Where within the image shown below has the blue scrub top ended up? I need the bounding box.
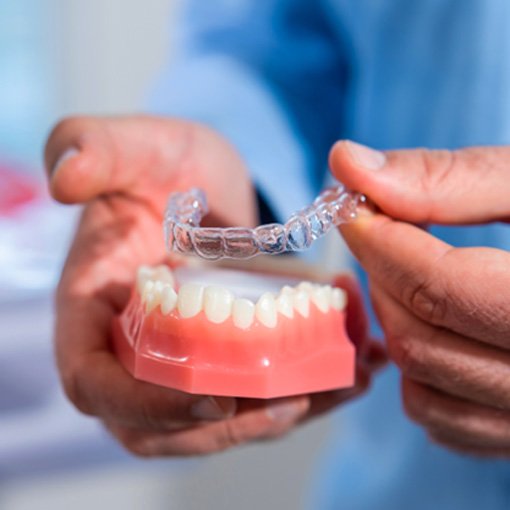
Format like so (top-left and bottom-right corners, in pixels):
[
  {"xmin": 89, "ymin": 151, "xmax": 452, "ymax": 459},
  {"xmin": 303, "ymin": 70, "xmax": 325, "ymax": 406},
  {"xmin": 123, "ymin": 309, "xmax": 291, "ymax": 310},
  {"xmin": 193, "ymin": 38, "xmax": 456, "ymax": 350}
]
[{"xmin": 149, "ymin": 1, "xmax": 510, "ymax": 508}]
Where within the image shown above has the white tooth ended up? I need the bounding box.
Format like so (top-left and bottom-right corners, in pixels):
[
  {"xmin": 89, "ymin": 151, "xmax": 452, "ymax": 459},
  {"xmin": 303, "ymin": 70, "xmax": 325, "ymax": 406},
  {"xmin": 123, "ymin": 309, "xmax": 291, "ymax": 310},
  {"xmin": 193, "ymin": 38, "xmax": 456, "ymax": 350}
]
[
  {"xmin": 146, "ymin": 281, "xmax": 164, "ymax": 313},
  {"xmin": 311, "ymin": 286, "xmax": 330, "ymax": 313},
  {"xmin": 293, "ymin": 290, "xmax": 310, "ymax": 318},
  {"xmin": 331, "ymin": 288, "xmax": 347, "ymax": 310},
  {"xmin": 153, "ymin": 265, "xmax": 175, "ymax": 287},
  {"xmin": 281, "ymin": 285, "xmax": 296, "ymax": 296},
  {"xmin": 137, "ymin": 266, "xmax": 153, "ymax": 294},
  {"xmin": 297, "ymin": 281, "xmax": 314, "ymax": 293},
  {"xmin": 177, "ymin": 283, "xmax": 204, "ymax": 318},
  {"xmin": 160, "ymin": 285, "xmax": 178, "ymax": 315},
  {"xmin": 141, "ymin": 280, "xmax": 155, "ymax": 302},
  {"xmin": 256, "ymin": 292, "xmax": 277, "ymax": 328},
  {"xmin": 276, "ymin": 292, "xmax": 294, "ymax": 319},
  {"xmin": 153, "ymin": 280, "xmax": 164, "ymax": 294},
  {"xmin": 232, "ymin": 298, "xmax": 255, "ymax": 329},
  {"xmin": 203, "ymin": 286, "xmax": 234, "ymax": 324},
  {"xmin": 137, "ymin": 264, "xmax": 175, "ymax": 294}
]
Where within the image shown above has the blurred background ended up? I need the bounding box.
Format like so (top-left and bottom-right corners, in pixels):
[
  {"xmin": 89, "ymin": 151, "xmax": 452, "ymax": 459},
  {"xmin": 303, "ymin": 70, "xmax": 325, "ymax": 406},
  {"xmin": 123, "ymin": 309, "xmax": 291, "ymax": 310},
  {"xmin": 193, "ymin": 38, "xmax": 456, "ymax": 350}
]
[{"xmin": 0, "ymin": 1, "xmax": 336, "ymax": 508}]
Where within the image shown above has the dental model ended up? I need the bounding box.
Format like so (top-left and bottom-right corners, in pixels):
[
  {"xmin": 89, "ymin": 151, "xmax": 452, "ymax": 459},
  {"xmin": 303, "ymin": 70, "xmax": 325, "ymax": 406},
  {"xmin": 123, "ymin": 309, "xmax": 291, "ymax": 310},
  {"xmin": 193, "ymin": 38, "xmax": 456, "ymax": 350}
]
[
  {"xmin": 113, "ymin": 262, "xmax": 355, "ymax": 398},
  {"xmin": 164, "ymin": 185, "xmax": 364, "ymax": 259}
]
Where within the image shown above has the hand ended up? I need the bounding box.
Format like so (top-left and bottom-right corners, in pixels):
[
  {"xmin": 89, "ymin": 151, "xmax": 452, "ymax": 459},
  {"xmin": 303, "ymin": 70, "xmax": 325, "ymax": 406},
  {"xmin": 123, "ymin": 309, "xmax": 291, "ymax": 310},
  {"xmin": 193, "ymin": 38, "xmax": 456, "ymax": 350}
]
[
  {"xmin": 44, "ymin": 117, "xmax": 384, "ymax": 457},
  {"xmin": 330, "ymin": 140, "xmax": 510, "ymax": 457}
]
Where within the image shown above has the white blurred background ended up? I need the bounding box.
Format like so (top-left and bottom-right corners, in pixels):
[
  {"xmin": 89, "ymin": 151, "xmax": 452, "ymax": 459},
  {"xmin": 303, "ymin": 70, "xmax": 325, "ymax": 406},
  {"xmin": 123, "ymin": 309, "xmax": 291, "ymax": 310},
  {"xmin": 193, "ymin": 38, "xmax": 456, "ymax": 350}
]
[{"xmin": 0, "ymin": 1, "xmax": 335, "ymax": 508}]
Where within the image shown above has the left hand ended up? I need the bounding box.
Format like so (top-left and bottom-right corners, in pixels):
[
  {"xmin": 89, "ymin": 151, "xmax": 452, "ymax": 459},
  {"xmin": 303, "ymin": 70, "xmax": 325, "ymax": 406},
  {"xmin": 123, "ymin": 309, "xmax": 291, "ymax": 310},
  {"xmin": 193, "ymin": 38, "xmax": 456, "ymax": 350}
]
[{"xmin": 330, "ymin": 140, "xmax": 510, "ymax": 457}]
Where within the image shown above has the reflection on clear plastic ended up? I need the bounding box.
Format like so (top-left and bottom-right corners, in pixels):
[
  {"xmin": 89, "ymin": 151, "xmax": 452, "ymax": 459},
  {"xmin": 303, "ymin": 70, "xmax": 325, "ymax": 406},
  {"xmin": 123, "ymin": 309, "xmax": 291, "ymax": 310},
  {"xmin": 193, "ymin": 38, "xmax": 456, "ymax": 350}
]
[{"xmin": 164, "ymin": 185, "xmax": 365, "ymax": 260}]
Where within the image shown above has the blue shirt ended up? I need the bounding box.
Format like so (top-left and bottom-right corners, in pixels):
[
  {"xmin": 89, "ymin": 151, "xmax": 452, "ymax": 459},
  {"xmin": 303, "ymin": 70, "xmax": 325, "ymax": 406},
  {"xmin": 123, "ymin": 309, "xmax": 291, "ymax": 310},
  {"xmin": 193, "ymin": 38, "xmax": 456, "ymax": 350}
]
[{"xmin": 149, "ymin": 1, "xmax": 510, "ymax": 508}]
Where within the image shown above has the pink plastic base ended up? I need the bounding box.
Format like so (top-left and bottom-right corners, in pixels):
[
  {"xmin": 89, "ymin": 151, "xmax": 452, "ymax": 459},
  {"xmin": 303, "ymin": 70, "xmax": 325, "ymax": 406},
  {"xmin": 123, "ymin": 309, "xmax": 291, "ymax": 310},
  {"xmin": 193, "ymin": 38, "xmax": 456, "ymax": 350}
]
[{"xmin": 113, "ymin": 292, "xmax": 355, "ymax": 399}]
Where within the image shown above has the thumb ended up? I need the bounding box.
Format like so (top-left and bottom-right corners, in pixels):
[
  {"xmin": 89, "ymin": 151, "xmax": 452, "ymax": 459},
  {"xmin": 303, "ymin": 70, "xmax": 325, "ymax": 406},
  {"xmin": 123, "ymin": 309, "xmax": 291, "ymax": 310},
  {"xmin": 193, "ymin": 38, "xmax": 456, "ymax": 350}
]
[
  {"xmin": 329, "ymin": 140, "xmax": 510, "ymax": 224},
  {"xmin": 44, "ymin": 116, "xmax": 255, "ymax": 226}
]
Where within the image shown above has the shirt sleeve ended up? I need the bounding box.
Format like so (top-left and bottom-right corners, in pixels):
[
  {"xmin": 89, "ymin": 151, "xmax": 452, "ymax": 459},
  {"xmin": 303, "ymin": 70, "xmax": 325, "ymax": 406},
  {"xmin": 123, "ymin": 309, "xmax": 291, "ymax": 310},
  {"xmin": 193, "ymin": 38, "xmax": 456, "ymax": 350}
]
[{"xmin": 146, "ymin": 0, "xmax": 348, "ymax": 222}]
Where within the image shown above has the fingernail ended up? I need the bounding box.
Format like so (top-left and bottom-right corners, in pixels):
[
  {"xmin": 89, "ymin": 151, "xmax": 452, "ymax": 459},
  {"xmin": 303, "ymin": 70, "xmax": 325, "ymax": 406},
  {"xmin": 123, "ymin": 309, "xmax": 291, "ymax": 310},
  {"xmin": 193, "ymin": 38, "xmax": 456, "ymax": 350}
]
[
  {"xmin": 51, "ymin": 147, "xmax": 80, "ymax": 175},
  {"xmin": 266, "ymin": 399, "xmax": 306, "ymax": 424},
  {"xmin": 191, "ymin": 396, "xmax": 237, "ymax": 421},
  {"xmin": 346, "ymin": 141, "xmax": 386, "ymax": 170}
]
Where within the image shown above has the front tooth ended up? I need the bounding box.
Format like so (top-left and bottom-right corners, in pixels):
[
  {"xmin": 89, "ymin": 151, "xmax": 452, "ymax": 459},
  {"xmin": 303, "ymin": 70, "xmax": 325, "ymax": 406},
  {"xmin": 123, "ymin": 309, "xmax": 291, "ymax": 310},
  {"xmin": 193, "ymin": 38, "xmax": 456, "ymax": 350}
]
[
  {"xmin": 311, "ymin": 286, "xmax": 331, "ymax": 313},
  {"xmin": 256, "ymin": 292, "xmax": 277, "ymax": 328},
  {"xmin": 177, "ymin": 283, "xmax": 204, "ymax": 318},
  {"xmin": 232, "ymin": 298, "xmax": 255, "ymax": 329},
  {"xmin": 276, "ymin": 292, "xmax": 294, "ymax": 319},
  {"xmin": 137, "ymin": 266, "xmax": 153, "ymax": 294},
  {"xmin": 203, "ymin": 286, "xmax": 234, "ymax": 324},
  {"xmin": 331, "ymin": 288, "xmax": 347, "ymax": 310},
  {"xmin": 160, "ymin": 285, "xmax": 178, "ymax": 315},
  {"xmin": 293, "ymin": 290, "xmax": 310, "ymax": 318}
]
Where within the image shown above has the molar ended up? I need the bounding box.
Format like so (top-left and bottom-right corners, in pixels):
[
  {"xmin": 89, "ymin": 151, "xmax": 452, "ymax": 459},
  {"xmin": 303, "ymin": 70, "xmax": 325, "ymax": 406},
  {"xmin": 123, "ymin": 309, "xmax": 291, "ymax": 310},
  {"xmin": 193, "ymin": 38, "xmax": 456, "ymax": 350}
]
[
  {"xmin": 256, "ymin": 292, "xmax": 278, "ymax": 328},
  {"xmin": 232, "ymin": 298, "xmax": 255, "ymax": 329},
  {"xmin": 331, "ymin": 288, "xmax": 347, "ymax": 310},
  {"xmin": 137, "ymin": 264, "xmax": 175, "ymax": 294},
  {"xmin": 203, "ymin": 286, "xmax": 234, "ymax": 324},
  {"xmin": 280, "ymin": 285, "xmax": 296, "ymax": 296},
  {"xmin": 177, "ymin": 283, "xmax": 204, "ymax": 318},
  {"xmin": 144, "ymin": 280, "xmax": 164, "ymax": 314},
  {"xmin": 153, "ymin": 264, "xmax": 175, "ymax": 287},
  {"xmin": 297, "ymin": 281, "xmax": 314, "ymax": 293},
  {"xmin": 141, "ymin": 280, "xmax": 155, "ymax": 302},
  {"xmin": 137, "ymin": 265, "xmax": 153, "ymax": 294}
]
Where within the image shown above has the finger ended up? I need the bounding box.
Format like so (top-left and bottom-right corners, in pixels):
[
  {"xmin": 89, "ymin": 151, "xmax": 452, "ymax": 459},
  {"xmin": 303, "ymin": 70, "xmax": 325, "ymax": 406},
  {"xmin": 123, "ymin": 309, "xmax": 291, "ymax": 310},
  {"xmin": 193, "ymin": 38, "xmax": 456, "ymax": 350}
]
[
  {"xmin": 55, "ymin": 284, "xmax": 239, "ymax": 430},
  {"xmin": 63, "ymin": 349, "xmax": 238, "ymax": 431},
  {"xmin": 107, "ymin": 396, "xmax": 310, "ymax": 457},
  {"xmin": 402, "ymin": 378, "xmax": 510, "ymax": 449},
  {"xmin": 429, "ymin": 433, "xmax": 510, "ymax": 458},
  {"xmin": 44, "ymin": 115, "xmax": 256, "ymax": 226},
  {"xmin": 341, "ymin": 213, "xmax": 510, "ymax": 348},
  {"xmin": 333, "ymin": 274, "xmax": 388, "ymax": 368},
  {"xmin": 372, "ymin": 283, "xmax": 510, "ymax": 410},
  {"xmin": 329, "ymin": 140, "xmax": 510, "ymax": 224}
]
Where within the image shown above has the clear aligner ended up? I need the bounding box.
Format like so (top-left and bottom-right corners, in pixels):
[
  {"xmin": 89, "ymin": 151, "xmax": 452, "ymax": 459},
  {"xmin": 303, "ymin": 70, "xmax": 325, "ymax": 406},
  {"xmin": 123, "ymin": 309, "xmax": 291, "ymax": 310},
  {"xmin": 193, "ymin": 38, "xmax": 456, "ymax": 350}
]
[{"xmin": 164, "ymin": 186, "xmax": 365, "ymax": 260}]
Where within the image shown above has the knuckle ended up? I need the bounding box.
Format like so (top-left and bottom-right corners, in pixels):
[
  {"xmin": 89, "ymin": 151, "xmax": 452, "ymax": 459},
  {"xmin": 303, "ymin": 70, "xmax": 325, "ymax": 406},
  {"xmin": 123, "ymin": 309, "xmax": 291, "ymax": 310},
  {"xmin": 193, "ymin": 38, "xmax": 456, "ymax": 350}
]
[
  {"xmin": 402, "ymin": 278, "xmax": 447, "ymax": 324},
  {"xmin": 386, "ymin": 332, "xmax": 425, "ymax": 377},
  {"xmin": 213, "ymin": 421, "xmax": 247, "ymax": 452},
  {"xmin": 401, "ymin": 380, "xmax": 432, "ymax": 425},
  {"xmin": 418, "ymin": 149, "xmax": 457, "ymax": 197}
]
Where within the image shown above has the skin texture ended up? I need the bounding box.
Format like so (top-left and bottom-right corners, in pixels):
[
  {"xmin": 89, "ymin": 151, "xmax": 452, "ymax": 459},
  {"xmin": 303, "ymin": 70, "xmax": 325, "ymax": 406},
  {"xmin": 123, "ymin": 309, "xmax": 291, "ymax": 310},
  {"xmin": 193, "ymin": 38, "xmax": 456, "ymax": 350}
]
[
  {"xmin": 44, "ymin": 116, "xmax": 386, "ymax": 457},
  {"xmin": 330, "ymin": 140, "xmax": 510, "ymax": 458}
]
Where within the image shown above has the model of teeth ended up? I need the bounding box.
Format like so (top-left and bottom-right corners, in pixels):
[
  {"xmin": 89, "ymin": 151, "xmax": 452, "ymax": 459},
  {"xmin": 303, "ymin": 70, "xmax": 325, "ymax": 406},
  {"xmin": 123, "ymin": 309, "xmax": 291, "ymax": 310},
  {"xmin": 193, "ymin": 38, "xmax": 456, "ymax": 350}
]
[{"xmin": 136, "ymin": 264, "xmax": 347, "ymax": 330}]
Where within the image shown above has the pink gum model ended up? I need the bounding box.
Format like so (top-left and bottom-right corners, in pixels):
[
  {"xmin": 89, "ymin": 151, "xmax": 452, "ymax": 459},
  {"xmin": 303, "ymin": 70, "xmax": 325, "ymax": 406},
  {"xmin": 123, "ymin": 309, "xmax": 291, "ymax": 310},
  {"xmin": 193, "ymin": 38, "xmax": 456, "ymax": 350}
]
[{"xmin": 113, "ymin": 258, "xmax": 355, "ymax": 399}]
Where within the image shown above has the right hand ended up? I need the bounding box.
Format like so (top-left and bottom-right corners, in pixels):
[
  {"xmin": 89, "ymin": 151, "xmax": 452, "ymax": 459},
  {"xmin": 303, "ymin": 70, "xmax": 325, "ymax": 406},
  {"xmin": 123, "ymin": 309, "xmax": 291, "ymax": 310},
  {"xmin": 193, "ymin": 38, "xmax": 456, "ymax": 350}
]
[{"xmin": 44, "ymin": 116, "xmax": 384, "ymax": 456}]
